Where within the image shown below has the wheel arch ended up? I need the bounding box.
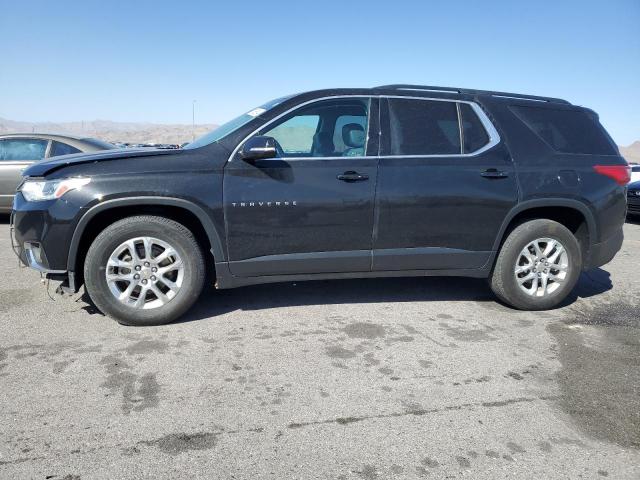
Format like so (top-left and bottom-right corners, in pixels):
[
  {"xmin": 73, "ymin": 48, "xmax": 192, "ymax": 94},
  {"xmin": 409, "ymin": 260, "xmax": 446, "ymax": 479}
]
[
  {"xmin": 67, "ymin": 197, "xmax": 224, "ymax": 283},
  {"xmin": 491, "ymin": 199, "xmax": 596, "ymax": 268}
]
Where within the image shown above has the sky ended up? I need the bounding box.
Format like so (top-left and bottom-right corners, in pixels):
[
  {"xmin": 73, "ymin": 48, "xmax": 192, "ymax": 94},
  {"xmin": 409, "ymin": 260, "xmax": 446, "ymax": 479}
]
[{"xmin": 1, "ymin": 0, "xmax": 639, "ymax": 145}]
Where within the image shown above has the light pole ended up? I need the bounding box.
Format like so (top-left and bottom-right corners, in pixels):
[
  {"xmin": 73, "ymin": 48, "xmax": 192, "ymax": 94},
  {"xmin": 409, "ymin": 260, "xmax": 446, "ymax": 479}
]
[{"xmin": 192, "ymin": 100, "xmax": 196, "ymax": 142}]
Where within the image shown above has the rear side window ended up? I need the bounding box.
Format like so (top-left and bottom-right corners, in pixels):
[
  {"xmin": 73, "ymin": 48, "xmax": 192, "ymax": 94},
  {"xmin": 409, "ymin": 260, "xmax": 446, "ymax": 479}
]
[
  {"xmin": 51, "ymin": 141, "xmax": 81, "ymax": 157},
  {"xmin": 511, "ymin": 106, "xmax": 616, "ymax": 155},
  {"xmin": 386, "ymin": 99, "xmax": 460, "ymax": 155},
  {"xmin": 0, "ymin": 139, "xmax": 48, "ymax": 161},
  {"xmin": 460, "ymin": 103, "xmax": 490, "ymax": 153}
]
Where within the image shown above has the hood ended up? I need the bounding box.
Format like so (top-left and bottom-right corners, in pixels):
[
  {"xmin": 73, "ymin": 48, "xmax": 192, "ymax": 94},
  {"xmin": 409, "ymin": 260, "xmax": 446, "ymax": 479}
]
[{"xmin": 23, "ymin": 148, "xmax": 177, "ymax": 177}]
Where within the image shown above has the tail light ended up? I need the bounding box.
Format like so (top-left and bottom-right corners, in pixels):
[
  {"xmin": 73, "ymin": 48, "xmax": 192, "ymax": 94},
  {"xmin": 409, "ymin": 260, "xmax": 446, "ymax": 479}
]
[{"xmin": 593, "ymin": 165, "xmax": 631, "ymax": 185}]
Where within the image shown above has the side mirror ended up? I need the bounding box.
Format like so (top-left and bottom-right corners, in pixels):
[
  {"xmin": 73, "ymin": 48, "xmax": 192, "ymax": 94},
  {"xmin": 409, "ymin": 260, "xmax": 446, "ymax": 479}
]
[{"xmin": 240, "ymin": 136, "xmax": 278, "ymax": 162}]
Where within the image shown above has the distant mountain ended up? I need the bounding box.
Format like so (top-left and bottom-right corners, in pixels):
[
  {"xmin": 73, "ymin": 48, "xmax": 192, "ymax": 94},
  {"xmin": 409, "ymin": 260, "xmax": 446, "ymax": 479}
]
[
  {"xmin": 619, "ymin": 141, "xmax": 640, "ymax": 164},
  {"xmin": 0, "ymin": 118, "xmax": 218, "ymax": 145}
]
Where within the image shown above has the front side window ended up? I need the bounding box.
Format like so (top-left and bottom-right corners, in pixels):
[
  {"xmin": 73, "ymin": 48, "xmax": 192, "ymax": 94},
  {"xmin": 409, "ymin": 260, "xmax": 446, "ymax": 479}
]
[
  {"xmin": 333, "ymin": 115, "xmax": 367, "ymax": 154},
  {"xmin": 51, "ymin": 141, "xmax": 81, "ymax": 157},
  {"xmin": 386, "ymin": 99, "xmax": 461, "ymax": 155},
  {"xmin": 264, "ymin": 115, "xmax": 320, "ymax": 155},
  {"xmin": 257, "ymin": 98, "xmax": 370, "ymax": 158},
  {"xmin": 0, "ymin": 139, "xmax": 48, "ymax": 161}
]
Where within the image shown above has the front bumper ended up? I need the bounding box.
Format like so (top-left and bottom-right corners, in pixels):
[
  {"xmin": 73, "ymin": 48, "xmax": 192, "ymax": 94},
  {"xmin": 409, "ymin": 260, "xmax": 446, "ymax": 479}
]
[
  {"xmin": 10, "ymin": 192, "xmax": 81, "ymax": 274},
  {"xmin": 10, "ymin": 210, "xmax": 66, "ymax": 274},
  {"xmin": 627, "ymin": 195, "xmax": 640, "ymax": 215}
]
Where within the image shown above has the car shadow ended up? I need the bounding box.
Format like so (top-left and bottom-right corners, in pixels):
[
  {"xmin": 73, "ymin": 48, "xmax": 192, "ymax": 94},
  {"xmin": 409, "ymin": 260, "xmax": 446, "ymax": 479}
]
[
  {"xmin": 180, "ymin": 276, "xmax": 495, "ymax": 322},
  {"xmin": 175, "ymin": 267, "xmax": 614, "ymax": 324},
  {"xmin": 0, "ymin": 214, "xmax": 10, "ymax": 225},
  {"xmin": 626, "ymin": 215, "xmax": 640, "ymax": 226},
  {"xmin": 60, "ymin": 268, "xmax": 616, "ymax": 323},
  {"xmin": 563, "ymin": 268, "xmax": 613, "ymax": 305}
]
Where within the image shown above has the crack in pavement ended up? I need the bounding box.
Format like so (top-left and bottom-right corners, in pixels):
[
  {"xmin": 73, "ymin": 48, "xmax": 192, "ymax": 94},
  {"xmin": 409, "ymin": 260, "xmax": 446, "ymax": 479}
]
[
  {"xmin": 0, "ymin": 397, "xmax": 560, "ymax": 465},
  {"xmin": 288, "ymin": 395, "xmax": 560, "ymax": 429}
]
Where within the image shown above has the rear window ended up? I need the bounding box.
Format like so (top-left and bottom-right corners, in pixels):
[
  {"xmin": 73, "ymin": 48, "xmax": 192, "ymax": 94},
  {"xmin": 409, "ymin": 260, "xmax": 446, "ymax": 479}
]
[
  {"xmin": 511, "ymin": 105, "xmax": 616, "ymax": 155},
  {"xmin": 82, "ymin": 138, "xmax": 115, "ymax": 150}
]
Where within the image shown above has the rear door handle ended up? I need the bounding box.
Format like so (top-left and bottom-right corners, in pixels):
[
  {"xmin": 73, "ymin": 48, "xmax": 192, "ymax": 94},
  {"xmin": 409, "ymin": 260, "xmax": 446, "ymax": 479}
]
[
  {"xmin": 337, "ymin": 171, "xmax": 369, "ymax": 182},
  {"xmin": 481, "ymin": 168, "xmax": 509, "ymax": 179}
]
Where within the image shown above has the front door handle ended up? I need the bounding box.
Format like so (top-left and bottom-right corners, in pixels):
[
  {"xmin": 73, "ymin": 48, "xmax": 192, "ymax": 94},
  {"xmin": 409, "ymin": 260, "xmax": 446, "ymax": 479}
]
[
  {"xmin": 337, "ymin": 171, "xmax": 369, "ymax": 182},
  {"xmin": 481, "ymin": 168, "xmax": 509, "ymax": 179}
]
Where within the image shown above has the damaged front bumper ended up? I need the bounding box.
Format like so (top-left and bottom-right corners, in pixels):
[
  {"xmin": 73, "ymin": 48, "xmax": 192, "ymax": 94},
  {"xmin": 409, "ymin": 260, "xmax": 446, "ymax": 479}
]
[{"xmin": 10, "ymin": 208, "xmax": 77, "ymax": 294}]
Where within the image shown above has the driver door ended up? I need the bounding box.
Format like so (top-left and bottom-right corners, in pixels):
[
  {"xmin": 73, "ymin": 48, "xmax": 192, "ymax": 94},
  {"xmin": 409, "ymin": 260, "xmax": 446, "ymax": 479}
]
[{"xmin": 223, "ymin": 97, "xmax": 379, "ymax": 277}]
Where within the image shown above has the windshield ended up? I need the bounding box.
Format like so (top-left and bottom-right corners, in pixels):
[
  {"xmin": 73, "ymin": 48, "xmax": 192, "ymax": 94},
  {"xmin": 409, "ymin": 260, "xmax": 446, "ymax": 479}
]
[{"xmin": 184, "ymin": 95, "xmax": 294, "ymax": 150}]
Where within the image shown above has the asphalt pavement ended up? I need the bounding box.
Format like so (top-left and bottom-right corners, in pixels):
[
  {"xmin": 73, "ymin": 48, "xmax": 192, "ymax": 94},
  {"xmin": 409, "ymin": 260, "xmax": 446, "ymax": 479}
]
[{"xmin": 1, "ymin": 216, "xmax": 639, "ymax": 479}]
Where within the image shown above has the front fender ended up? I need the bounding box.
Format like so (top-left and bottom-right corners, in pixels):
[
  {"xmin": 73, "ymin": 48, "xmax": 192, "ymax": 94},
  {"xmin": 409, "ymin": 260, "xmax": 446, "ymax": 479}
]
[{"xmin": 66, "ymin": 196, "xmax": 226, "ymax": 272}]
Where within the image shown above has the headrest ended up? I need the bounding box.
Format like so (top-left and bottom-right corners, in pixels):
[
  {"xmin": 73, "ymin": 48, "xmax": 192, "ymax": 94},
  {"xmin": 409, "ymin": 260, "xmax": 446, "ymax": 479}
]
[{"xmin": 342, "ymin": 123, "xmax": 365, "ymax": 148}]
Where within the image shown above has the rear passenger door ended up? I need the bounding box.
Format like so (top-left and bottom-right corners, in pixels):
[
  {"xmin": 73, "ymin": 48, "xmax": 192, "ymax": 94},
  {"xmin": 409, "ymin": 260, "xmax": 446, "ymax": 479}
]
[
  {"xmin": 0, "ymin": 138, "xmax": 49, "ymax": 210},
  {"xmin": 372, "ymin": 97, "xmax": 518, "ymax": 271}
]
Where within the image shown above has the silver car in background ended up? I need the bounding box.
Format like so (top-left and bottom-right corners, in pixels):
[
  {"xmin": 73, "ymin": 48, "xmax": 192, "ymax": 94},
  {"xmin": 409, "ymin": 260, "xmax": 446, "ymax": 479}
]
[{"xmin": 0, "ymin": 133, "xmax": 115, "ymax": 212}]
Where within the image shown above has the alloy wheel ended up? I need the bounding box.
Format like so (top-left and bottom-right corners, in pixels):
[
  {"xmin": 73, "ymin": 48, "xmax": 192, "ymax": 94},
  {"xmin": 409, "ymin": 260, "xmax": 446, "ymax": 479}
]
[
  {"xmin": 105, "ymin": 236, "xmax": 184, "ymax": 309},
  {"xmin": 514, "ymin": 237, "xmax": 569, "ymax": 297}
]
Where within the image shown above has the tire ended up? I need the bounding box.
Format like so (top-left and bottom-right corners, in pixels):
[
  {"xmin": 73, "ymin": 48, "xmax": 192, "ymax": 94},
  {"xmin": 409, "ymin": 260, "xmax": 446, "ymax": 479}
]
[
  {"xmin": 84, "ymin": 215, "xmax": 206, "ymax": 326},
  {"xmin": 489, "ymin": 219, "xmax": 582, "ymax": 310}
]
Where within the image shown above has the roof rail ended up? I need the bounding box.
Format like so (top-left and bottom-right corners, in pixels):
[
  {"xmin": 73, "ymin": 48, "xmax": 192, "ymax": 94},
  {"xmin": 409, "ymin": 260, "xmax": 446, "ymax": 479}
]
[{"xmin": 373, "ymin": 84, "xmax": 570, "ymax": 105}]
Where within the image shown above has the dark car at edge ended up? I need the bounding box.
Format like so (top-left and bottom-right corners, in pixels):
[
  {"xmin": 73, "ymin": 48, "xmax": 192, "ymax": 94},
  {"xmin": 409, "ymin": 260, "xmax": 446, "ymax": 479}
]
[
  {"xmin": 10, "ymin": 85, "xmax": 630, "ymax": 326},
  {"xmin": 628, "ymin": 180, "xmax": 640, "ymax": 217}
]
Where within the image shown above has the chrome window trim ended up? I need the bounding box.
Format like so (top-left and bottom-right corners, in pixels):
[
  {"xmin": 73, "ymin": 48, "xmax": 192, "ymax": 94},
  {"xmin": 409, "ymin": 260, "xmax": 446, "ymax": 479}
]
[
  {"xmin": 227, "ymin": 95, "xmax": 500, "ymax": 163},
  {"xmin": 456, "ymin": 102, "xmax": 464, "ymax": 153}
]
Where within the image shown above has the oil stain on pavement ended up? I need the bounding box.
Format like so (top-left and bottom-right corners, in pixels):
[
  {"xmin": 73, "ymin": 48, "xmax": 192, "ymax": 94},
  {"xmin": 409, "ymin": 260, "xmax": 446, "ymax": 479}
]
[{"xmin": 548, "ymin": 301, "xmax": 640, "ymax": 449}]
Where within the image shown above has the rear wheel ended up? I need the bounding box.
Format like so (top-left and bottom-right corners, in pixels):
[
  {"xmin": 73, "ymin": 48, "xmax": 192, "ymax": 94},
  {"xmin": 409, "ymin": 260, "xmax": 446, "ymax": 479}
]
[
  {"xmin": 490, "ymin": 219, "xmax": 582, "ymax": 310},
  {"xmin": 84, "ymin": 215, "xmax": 206, "ymax": 326}
]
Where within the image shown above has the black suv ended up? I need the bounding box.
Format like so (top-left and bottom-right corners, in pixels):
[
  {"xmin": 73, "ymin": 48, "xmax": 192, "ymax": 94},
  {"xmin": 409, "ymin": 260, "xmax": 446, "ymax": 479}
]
[{"xmin": 11, "ymin": 85, "xmax": 630, "ymax": 326}]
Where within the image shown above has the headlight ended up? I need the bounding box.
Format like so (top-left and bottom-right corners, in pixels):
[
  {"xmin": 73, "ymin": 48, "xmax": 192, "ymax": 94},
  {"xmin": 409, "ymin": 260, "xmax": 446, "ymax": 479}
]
[{"xmin": 20, "ymin": 178, "xmax": 91, "ymax": 201}]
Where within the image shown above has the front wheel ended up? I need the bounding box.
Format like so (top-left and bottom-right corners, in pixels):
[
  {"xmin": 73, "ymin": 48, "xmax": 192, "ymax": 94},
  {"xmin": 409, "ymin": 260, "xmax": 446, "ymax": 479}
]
[
  {"xmin": 490, "ymin": 219, "xmax": 582, "ymax": 310},
  {"xmin": 84, "ymin": 215, "xmax": 206, "ymax": 326}
]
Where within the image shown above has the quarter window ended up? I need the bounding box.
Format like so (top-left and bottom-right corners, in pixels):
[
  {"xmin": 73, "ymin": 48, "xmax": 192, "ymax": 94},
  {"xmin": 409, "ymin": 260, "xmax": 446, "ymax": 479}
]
[
  {"xmin": 460, "ymin": 103, "xmax": 490, "ymax": 153},
  {"xmin": 51, "ymin": 141, "xmax": 81, "ymax": 157},
  {"xmin": 511, "ymin": 105, "xmax": 616, "ymax": 155},
  {"xmin": 257, "ymin": 98, "xmax": 370, "ymax": 158},
  {"xmin": 0, "ymin": 139, "xmax": 48, "ymax": 161},
  {"xmin": 386, "ymin": 99, "xmax": 461, "ymax": 155}
]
